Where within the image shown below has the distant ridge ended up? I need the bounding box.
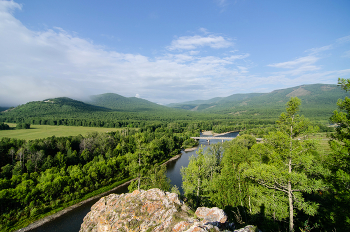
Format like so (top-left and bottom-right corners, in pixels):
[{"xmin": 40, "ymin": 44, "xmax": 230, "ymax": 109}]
[
  {"xmin": 167, "ymin": 84, "xmax": 347, "ymax": 120},
  {"xmin": 87, "ymin": 93, "xmax": 169, "ymax": 112},
  {"xmin": 0, "ymin": 84, "xmax": 347, "ymax": 124}
]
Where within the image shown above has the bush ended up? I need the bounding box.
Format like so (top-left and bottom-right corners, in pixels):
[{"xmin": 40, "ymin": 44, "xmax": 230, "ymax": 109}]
[
  {"xmin": 182, "ymin": 138, "xmax": 198, "ymax": 149},
  {"xmin": 16, "ymin": 123, "xmax": 30, "ymax": 129},
  {"xmin": 0, "ymin": 122, "xmax": 10, "ymax": 130}
]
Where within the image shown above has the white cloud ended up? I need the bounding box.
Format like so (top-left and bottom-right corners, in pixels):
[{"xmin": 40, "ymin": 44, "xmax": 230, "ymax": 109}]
[
  {"xmin": 336, "ymin": 35, "xmax": 350, "ymax": 44},
  {"xmin": 0, "ymin": 0, "xmax": 21, "ymax": 12},
  {"xmin": 0, "ymin": 2, "xmax": 247, "ymax": 106},
  {"xmin": 268, "ymin": 56, "xmax": 319, "ymax": 69},
  {"xmin": 135, "ymin": 94, "xmax": 140, "ymax": 98},
  {"xmin": 167, "ymin": 35, "xmax": 232, "ymax": 51},
  {"xmin": 1, "ymin": 1, "xmax": 348, "ymax": 106},
  {"xmin": 215, "ymin": 0, "xmax": 228, "ymax": 8},
  {"xmin": 343, "ymin": 50, "xmax": 350, "ymax": 58},
  {"xmin": 306, "ymin": 45, "xmax": 333, "ymax": 55}
]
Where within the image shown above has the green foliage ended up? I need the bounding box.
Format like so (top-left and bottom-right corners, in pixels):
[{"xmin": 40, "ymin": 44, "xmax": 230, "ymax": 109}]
[
  {"xmin": 88, "ymin": 93, "xmax": 168, "ymax": 112},
  {"xmin": 0, "ymin": 128, "xmax": 183, "ymax": 231},
  {"xmin": 299, "ymin": 219, "xmax": 319, "ymax": 232},
  {"xmin": 0, "ymin": 123, "xmax": 10, "ymax": 130},
  {"xmin": 128, "ymin": 165, "xmax": 170, "ymax": 192},
  {"xmin": 182, "ymin": 138, "xmax": 198, "ymax": 149},
  {"xmin": 180, "ymin": 98, "xmax": 336, "ymax": 231},
  {"xmin": 242, "ymin": 97, "xmax": 326, "ymax": 232},
  {"xmin": 322, "ymin": 77, "xmax": 350, "ymax": 230},
  {"xmin": 181, "ymin": 144, "xmax": 222, "ymax": 208},
  {"xmin": 15, "ymin": 123, "xmax": 30, "ymax": 129}
]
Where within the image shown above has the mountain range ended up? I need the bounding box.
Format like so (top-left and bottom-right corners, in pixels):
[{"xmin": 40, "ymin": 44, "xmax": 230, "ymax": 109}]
[
  {"xmin": 167, "ymin": 84, "xmax": 348, "ymax": 121},
  {"xmin": 0, "ymin": 84, "xmax": 348, "ymax": 123}
]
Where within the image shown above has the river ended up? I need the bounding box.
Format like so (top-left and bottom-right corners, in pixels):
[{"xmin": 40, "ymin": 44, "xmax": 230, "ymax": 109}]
[{"xmin": 29, "ymin": 132, "xmax": 238, "ymax": 232}]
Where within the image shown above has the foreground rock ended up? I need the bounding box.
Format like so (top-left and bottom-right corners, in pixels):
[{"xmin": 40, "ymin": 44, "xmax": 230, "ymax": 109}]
[{"xmin": 80, "ymin": 188, "xmax": 256, "ymax": 232}]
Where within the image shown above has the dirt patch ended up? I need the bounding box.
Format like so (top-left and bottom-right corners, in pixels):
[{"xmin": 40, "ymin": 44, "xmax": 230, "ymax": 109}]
[
  {"xmin": 321, "ymin": 85, "xmax": 336, "ymax": 91},
  {"xmin": 286, "ymin": 87, "xmax": 311, "ymax": 97},
  {"xmin": 229, "ymin": 110, "xmax": 247, "ymax": 115},
  {"xmin": 201, "ymin": 131, "xmax": 213, "ymax": 136},
  {"xmin": 184, "ymin": 147, "xmax": 198, "ymax": 152},
  {"xmin": 190, "ymin": 106, "xmax": 199, "ymax": 111}
]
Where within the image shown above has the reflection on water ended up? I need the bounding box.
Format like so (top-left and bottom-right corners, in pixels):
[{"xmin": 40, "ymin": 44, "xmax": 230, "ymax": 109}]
[
  {"xmin": 166, "ymin": 132, "xmax": 239, "ymax": 194},
  {"xmin": 31, "ymin": 132, "xmax": 238, "ymax": 232}
]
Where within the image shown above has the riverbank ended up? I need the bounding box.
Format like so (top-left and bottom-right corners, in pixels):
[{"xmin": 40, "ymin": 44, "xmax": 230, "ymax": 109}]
[
  {"xmin": 161, "ymin": 153, "xmax": 182, "ymax": 165},
  {"xmin": 184, "ymin": 146, "xmax": 198, "ymax": 152},
  {"xmin": 16, "ymin": 178, "xmax": 135, "ymax": 232},
  {"xmin": 202, "ymin": 130, "xmax": 239, "ymax": 137},
  {"xmin": 16, "ymin": 153, "xmax": 184, "ymax": 232}
]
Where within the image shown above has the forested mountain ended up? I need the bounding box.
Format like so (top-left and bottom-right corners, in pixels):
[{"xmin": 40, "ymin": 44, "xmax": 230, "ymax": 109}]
[
  {"xmin": 0, "ymin": 96, "xmax": 204, "ymax": 128},
  {"xmin": 1, "ymin": 97, "xmax": 110, "ymax": 117},
  {"xmin": 87, "ymin": 93, "xmax": 168, "ymax": 112},
  {"xmin": 167, "ymin": 84, "xmax": 348, "ymax": 121},
  {"xmin": 167, "ymin": 93, "xmax": 264, "ymax": 110},
  {"xmin": 0, "ymin": 84, "xmax": 347, "ymax": 128}
]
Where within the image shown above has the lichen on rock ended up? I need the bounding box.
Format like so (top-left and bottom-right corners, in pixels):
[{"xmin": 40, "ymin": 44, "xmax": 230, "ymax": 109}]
[{"xmin": 80, "ymin": 188, "xmax": 256, "ymax": 232}]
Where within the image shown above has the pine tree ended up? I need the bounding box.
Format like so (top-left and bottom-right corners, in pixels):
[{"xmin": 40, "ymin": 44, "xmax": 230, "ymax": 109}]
[
  {"xmin": 328, "ymin": 78, "xmax": 350, "ymax": 228},
  {"xmin": 243, "ymin": 97, "xmax": 325, "ymax": 232}
]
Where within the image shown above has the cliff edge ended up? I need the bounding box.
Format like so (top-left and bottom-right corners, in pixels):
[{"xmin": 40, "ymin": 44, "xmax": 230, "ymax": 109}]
[{"xmin": 80, "ymin": 188, "xmax": 257, "ymax": 232}]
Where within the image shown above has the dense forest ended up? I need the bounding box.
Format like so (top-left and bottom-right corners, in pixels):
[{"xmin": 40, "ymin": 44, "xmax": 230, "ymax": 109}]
[
  {"xmin": 178, "ymin": 91, "xmax": 350, "ymax": 231},
  {"xmin": 0, "ymin": 123, "xmax": 201, "ymax": 231}
]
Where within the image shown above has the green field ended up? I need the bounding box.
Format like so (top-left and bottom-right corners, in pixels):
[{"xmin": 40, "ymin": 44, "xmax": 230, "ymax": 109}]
[{"xmin": 0, "ymin": 123, "xmax": 122, "ymax": 140}]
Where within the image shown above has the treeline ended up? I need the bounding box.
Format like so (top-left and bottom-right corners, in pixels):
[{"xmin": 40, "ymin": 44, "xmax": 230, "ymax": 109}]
[
  {"xmin": 0, "ymin": 123, "xmax": 31, "ymax": 130},
  {"xmin": 0, "ymin": 114, "xmax": 278, "ymax": 134},
  {"xmin": 181, "ymin": 96, "xmax": 350, "ymax": 231},
  {"xmin": 1, "ymin": 117, "xmax": 144, "ymax": 128},
  {"xmin": 0, "ymin": 123, "xmax": 195, "ymax": 231}
]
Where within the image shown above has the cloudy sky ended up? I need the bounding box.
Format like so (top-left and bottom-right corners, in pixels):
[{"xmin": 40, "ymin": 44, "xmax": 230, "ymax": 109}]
[{"xmin": 1, "ymin": 0, "xmax": 350, "ymax": 106}]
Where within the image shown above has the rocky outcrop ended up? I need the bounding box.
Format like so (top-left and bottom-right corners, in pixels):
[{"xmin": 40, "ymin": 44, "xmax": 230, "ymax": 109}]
[{"xmin": 80, "ymin": 188, "xmax": 257, "ymax": 232}]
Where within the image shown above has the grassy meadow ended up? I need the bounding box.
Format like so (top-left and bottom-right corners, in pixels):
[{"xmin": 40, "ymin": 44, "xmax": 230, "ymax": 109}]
[
  {"xmin": 0, "ymin": 123, "xmax": 122, "ymax": 140},
  {"xmin": 309, "ymin": 132, "xmax": 332, "ymax": 155}
]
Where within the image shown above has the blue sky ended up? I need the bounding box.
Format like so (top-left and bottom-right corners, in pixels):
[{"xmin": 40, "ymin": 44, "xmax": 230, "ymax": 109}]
[{"xmin": 1, "ymin": 0, "xmax": 350, "ymax": 106}]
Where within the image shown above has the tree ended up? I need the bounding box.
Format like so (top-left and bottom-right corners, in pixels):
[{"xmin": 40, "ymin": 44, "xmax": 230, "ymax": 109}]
[
  {"xmin": 181, "ymin": 145, "xmax": 221, "ymax": 207},
  {"xmin": 128, "ymin": 164, "xmax": 170, "ymax": 192},
  {"xmin": 181, "ymin": 147, "xmax": 206, "ymax": 207},
  {"xmin": 0, "ymin": 123, "xmax": 10, "ymax": 130},
  {"xmin": 327, "ymin": 78, "xmax": 350, "ymax": 228},
  {"xmin": 127, "ymin": 133, "xmax": 150, "ymax": 191},
  {"xmin": 243, "ymin": 97, "xmax": 325, "ymax": 232},
  {"xmin": 209, "ymin": 135, "xmax": 256, "ymax": 224}
]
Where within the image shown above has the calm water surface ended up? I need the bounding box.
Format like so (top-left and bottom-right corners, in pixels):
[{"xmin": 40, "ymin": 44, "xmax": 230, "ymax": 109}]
[{"xmin": 31, "ymin": 132, "xmax": 238, "ymax": 232}]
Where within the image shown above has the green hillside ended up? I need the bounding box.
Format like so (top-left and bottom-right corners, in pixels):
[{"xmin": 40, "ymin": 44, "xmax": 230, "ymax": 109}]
[
  {"xmin": 167, "ymin": 97, "xmax": 224, "ymax": 110},
  {"xmin": 88, "ymin": 93, "xmax": 167, "ymax": 112},
  {"xmin": 167, "ymin": 84, "xmax": 348, "ymax": 121},
  {"xmin": 0, "ymin": 96, "xmax": 206, "ymax": 128},
  {"xmin": 1, "ymin": 97, "xmax": 110, "ymax": 118}
]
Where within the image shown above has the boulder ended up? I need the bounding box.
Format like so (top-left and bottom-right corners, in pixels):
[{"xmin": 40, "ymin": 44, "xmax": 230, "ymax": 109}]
[{"xmin": 80, "ymin": 188, "xmax": 256, "ymax": 232}]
